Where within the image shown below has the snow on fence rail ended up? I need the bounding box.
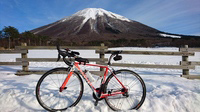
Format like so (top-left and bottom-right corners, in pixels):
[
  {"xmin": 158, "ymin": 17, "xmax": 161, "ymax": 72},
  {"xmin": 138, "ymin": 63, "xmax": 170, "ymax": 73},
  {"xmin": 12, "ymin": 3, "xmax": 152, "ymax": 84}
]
[{"xmin": 0, "ymin": 43, "xmax": 200, "ymax": 79}]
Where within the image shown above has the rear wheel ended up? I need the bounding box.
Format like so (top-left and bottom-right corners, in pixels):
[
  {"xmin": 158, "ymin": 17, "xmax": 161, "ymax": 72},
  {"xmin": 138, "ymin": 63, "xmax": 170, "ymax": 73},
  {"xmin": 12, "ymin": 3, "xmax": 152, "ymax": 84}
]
[
  {"xmin": 36, "ymin": 67, "xmax": 84, "ymax": 111},
  {"xmin": 104, "ymin": 69, "xmax": 146, "ymax": 111}
]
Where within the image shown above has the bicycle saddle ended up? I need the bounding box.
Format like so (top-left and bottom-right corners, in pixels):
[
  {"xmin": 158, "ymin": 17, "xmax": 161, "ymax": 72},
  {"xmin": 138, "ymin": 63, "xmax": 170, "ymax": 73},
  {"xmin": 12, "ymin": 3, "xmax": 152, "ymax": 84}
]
[{"xmin": 75, "ymin": 57, "xmax": 89, "ymax": 64}]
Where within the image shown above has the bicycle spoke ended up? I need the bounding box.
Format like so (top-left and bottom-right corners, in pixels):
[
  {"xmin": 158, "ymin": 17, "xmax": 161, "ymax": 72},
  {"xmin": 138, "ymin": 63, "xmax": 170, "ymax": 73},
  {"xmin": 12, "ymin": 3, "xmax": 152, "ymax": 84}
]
[
  {"xmin": 128, "ymin": 78, "xmax": 139, "ymax": 88},
  {"xmin": 67, "ymin": 84, "xmax": 81, "ymax": 88},
  {"xmin": 48, "ymin": 75, "xmax": 59, "ymax": 88},
  {"xmin": 49, "ymin": 93, "xmax": 59, "ymax": 108},
  {"xmin": 119, "ymin": 97, "xmax": 125, "ymax": 109},
  {"xmin": 43, "ymin": 82, "xmax": 58, "ymax": 89},
  {"xmin": 108, "ymin": 81, "xmax": 120, "ymax": 89},
  {"xmin": 56, "ymin": 74, "xmax": 60, "ymax": 87},
  {"xmin": 122, "ymin": 72, "xmax": 128, "ymax": 86},
  {"xmin": 43, "ymin": 94, "xmax": 53, "ymax": 104},
  {"xmin": 116, "ymin": 96, "xmax": 120, "ymax": 107},
  {"xmin": 65, "ymin": 95, "xmax": 73, "ymax": 105},
  {"xmin": 109, "ymin": 79, "xmax": 121, "ymax": 88},
  {"xmin": 105, "ymin": 70, "xmax": 146, "ymax": 111},
  {"xmin": 126, "ymin": 98, "xmax": 132, "ymax": 109},
  {"xmin": 66, "ymin": 77, "xmax": 77, "ymax": 86},
  {"xmin": 36, "ymin": 68, "xmax": 83, "ymax": 111}
]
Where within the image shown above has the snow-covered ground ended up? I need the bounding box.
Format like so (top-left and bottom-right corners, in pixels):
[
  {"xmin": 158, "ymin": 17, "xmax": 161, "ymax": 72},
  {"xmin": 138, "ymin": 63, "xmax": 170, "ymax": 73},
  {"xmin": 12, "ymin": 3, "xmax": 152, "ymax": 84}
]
[{"xmin": 0, "ymin": 47, "xmax": 200, "ymax": 112}]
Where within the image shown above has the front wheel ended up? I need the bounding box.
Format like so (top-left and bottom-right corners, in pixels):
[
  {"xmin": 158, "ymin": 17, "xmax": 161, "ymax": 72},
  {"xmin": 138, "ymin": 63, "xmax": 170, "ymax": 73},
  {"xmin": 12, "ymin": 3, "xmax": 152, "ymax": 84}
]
[
  {"xmin": 36, "ymin": 67, "xmax": 84, "ymax": 111},
  {"xmin": 104, "ymin": 69, "xmax": 146, "ymax": 111}
]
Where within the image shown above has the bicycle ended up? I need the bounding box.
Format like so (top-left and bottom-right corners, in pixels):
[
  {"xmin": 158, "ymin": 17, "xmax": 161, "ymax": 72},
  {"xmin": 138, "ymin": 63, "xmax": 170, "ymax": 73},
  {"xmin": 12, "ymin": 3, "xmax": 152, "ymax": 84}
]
[{"xmin": 36, "ymin": 45, "xmax": 146, "ymax": 111}]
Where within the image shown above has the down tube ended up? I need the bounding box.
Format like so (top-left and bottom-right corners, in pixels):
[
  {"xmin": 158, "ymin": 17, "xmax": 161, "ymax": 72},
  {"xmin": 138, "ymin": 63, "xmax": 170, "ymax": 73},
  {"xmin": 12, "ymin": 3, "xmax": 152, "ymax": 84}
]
[{"xmin": 75, "ymin": 63, "xmax": 96, "ymax": 91}]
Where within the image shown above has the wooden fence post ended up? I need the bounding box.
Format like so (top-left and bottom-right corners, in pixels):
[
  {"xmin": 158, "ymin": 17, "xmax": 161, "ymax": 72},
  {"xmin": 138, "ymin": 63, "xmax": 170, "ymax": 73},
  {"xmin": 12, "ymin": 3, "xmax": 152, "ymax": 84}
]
[
  {"xmin": 100, "ymin": 43, "xmax": 105, "ymax": 71},
  {"xmin": 21, "ymin": 43, "xmax": 29, "ymax": 71},
  {"xmin": 182, "ymin": 45, "xmax": 189, "ymax": 75}
]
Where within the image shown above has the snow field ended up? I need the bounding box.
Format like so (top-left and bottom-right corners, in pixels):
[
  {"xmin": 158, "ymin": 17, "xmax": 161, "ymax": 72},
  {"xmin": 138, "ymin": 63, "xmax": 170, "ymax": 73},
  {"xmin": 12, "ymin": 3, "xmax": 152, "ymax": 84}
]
[{"xmin": 0, "ymin": 47, "xmax": 200, "ymax": 112}]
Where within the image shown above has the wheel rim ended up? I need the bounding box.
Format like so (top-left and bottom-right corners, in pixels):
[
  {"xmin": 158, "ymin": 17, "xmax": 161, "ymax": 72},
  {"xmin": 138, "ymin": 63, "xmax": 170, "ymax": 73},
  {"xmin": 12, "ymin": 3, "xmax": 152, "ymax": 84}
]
[
  {"xmin": 36, "ymin": 70, "xmax": 83, "ymax": 111},
  {"xmin": 105, "ymin": 71, "xmax": 145, "ymax": 110}
]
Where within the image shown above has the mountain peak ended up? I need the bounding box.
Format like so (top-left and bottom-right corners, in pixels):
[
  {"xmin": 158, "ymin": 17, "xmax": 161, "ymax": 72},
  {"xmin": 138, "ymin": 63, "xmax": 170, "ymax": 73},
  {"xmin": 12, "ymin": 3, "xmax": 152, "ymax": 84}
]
[
  {"xmin": 32, "ymin": 8, "xmax": 160, "ymax": 42},
  {"xmin": 74, "ymin": 8, "xmax": 105, "ymax": 19},
  {"xmin": 64, "ymin": 8, "xmax": 130, "ymax": 22}
]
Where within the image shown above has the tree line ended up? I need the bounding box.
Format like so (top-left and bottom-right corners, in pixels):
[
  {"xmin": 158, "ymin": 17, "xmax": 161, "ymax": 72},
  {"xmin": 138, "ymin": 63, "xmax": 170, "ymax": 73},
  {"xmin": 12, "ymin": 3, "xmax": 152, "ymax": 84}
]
[
  {"xmin": 1, "ymin": 26, "xmax": 200, "ymax": 49},
  {"xmin": 0, "ymin": 26, "xmax": 49, "ymax": 49}
]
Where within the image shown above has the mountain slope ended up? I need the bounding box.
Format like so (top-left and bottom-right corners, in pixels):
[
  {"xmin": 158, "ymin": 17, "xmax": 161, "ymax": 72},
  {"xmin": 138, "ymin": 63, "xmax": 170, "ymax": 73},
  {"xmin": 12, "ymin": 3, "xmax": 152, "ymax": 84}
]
[
  {"xmin": 31, "ymin": 8, "xmax": 161, "ymax": 41},
  {"xmin": 31, "ymin": 8, "xmax": 200, "ymax": 47}
]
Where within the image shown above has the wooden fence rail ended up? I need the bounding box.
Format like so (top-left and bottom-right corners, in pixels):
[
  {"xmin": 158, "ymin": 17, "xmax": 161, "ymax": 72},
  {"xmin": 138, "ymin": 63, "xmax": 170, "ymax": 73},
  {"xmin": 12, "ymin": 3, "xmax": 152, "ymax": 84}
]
[
  {"xmin": 16, "ymin": 58, "xmax": 108, "ymax": 62},
  {"xmin": 0, "ymin": 50, "xmax": 28, "ymax": 54},
  {"xmin": 13, "ymin": 43, "xmax": 107, "ymax": 75},
  {"xmin": 0, "ymin": 49, "xmax": 28, "ymax": 66},
  {"xmin": 0, "ymin": 62, "xmax": 28, "ymax": 66},
  {"xmin": 96, "ymin": 50, "xmax": 195, "ymax": 56},
  {"xmin": 0, "ymin": 43, "xmax": 200, "ymax": 79},
  {"xmin": 15, "ymin": 46, "xmax": 107, "ymax": 50}
]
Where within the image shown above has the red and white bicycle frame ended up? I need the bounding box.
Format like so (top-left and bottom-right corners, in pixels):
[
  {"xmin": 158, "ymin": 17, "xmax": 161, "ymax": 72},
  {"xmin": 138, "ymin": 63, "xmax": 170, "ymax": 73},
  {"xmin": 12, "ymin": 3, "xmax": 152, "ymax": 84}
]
[{"xmin": 60, "ymin": 62, "xmax": 127, "ymax": 98}]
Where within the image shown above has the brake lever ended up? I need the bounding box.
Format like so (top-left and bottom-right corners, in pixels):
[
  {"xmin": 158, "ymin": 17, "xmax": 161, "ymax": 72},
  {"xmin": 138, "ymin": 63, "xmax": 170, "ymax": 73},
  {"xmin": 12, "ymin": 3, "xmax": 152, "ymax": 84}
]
[
  {"xmin": 65, "ymin": 48, "xmax": 70, "ymax": 51},
  {"xmin": 72, "ymin": 51, "xmax": 80, "ymax": 55},
  {"xmin": 57, "ymin": 54, "xmax": 61, "ymax": 62}
]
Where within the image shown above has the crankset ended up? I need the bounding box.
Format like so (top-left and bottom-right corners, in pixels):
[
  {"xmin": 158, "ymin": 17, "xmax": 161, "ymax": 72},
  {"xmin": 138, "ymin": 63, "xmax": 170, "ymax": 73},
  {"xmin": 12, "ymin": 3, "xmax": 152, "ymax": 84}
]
[{"xmin": 92, "ymin": 92, "xmax": 104, "ymax": 101}]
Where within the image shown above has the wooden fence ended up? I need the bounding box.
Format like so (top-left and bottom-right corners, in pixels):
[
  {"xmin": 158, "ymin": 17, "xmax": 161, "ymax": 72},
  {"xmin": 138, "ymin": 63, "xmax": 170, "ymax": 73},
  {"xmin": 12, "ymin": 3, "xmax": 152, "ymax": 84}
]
[
  {"xmin": 98, "ymin": 45, "xmax": 200, "ymax": 79},
  {"xmin": 0, "ymin": 48, "xmax": 28, "ymax": 66},
  {"xmin": 0, "ymin": 43, "xmax": 200, "ymax": 79}
]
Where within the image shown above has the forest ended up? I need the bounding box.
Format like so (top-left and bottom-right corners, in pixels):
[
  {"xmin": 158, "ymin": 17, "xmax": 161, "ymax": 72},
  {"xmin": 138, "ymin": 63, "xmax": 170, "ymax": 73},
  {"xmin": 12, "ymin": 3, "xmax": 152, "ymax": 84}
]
[{"xmin": 0, "ymin": 26, "xmax": 49, "ymax": 49}]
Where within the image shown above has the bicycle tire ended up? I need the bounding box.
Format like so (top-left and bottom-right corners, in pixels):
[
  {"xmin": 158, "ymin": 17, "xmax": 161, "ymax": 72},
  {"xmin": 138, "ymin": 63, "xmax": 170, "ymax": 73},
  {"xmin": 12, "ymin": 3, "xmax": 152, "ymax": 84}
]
[
  {"xmin": 36, "ymin": 67, "xmax": 84, "ymax": 111},
  {"xmin": 104, "ymin": 69, "xmax": 146, "ymax": 111}
]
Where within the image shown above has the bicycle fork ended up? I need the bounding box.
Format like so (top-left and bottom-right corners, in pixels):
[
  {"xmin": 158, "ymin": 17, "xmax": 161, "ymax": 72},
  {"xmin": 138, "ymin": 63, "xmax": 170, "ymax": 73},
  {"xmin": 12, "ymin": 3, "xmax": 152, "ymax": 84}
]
[{"xmin": 59, "ymin": 67, "xmax": 74, "ymax": 92}]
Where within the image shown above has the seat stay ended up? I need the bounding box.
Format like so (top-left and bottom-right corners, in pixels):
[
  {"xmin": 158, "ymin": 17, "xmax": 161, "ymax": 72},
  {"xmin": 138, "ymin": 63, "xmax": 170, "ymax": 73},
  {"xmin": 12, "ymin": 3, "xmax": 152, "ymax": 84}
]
[
  {"xmin": 113, "ymin": 74, "xmax": 127, "ymax": 89},
  {"xmin": 100, "ymin": 73, "xmax": 127, "ymax": 98}
]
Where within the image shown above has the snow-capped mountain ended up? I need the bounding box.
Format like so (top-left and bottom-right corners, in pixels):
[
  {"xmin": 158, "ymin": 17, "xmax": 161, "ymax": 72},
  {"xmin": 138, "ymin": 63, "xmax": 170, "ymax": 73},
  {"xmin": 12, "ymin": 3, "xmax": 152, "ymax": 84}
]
[
  {"xmin": 31, "ymin": 8, "xmax": 200, "ymax": 47},
  {"xmin": 31, "ymin": 8, "xmax": 162, "ymax": 42}
]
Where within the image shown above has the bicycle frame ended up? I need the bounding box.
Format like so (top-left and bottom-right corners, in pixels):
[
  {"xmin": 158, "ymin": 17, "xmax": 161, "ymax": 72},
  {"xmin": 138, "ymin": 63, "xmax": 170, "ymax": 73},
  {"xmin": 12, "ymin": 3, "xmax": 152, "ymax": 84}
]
[
  {"xmin": 60, "ymin": 62, "xmax": 127, "ymax": 99},
  {"xmin": 36, "ymin": 47, "xmax": 146, "ymax": 111}
]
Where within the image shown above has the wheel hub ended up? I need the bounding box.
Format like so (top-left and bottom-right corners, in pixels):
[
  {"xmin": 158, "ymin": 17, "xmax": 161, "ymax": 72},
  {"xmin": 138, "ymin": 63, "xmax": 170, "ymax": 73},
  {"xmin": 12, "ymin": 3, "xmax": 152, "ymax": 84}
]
[
  {"xmin": 59, "ymin": 87, "xmax": 67, "ymax": 92},
  {"xmin": 122, "ymin": 86, "xmax": 129, "ymax": 97}
]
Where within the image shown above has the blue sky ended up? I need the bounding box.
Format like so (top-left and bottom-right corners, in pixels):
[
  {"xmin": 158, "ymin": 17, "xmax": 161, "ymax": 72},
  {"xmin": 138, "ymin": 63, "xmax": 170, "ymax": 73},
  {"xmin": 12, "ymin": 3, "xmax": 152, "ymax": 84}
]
[{"xmin": 0, "ymin": 0, "xmax": 200, "ymax": 36}]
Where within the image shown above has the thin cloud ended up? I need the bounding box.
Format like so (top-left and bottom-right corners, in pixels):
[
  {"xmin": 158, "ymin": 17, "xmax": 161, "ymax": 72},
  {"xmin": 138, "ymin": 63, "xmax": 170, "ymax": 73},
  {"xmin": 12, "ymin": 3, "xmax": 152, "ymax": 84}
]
[
  {"xmin": 123, "ymin": 0, "xmax": 200, "ymax": 35},
  {"xmin": 0, "ymin": 0, "xmax": 199, "ymax": 35}
]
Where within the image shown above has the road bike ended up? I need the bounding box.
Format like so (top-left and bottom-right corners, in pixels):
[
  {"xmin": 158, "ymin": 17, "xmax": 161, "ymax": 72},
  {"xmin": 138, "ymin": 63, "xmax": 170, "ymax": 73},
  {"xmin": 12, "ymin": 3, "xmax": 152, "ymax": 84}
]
[{"xmin": 35, "ymin": 45, "xmax": 146, "ymax": 111}]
